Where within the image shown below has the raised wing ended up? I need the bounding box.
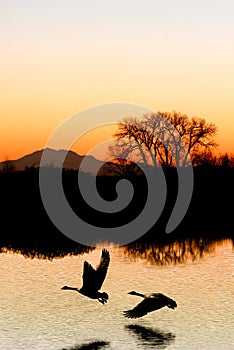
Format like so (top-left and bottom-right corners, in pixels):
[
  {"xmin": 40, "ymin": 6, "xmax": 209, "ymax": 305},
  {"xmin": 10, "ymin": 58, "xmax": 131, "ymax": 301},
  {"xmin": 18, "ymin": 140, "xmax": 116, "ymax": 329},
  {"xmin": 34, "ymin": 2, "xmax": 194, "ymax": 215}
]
[
  {"xmin": 81, "ymin": 249, "xmax": 110, "ymax": 292},
  {"xmin": 81, "ymin": 261, "xmax": 98, "ymax": 292},
  {"xmin": 95, "ymin": 249, "xmax": 110, "ymax": 291}
]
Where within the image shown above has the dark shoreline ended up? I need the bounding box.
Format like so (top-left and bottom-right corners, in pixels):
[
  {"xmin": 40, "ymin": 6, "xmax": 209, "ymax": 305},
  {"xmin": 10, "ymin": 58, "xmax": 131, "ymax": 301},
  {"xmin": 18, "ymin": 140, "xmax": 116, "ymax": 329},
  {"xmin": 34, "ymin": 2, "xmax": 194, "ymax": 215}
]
[{"xmin": 0, "ymin": 166, "xmax": 233, "ymax": 258}]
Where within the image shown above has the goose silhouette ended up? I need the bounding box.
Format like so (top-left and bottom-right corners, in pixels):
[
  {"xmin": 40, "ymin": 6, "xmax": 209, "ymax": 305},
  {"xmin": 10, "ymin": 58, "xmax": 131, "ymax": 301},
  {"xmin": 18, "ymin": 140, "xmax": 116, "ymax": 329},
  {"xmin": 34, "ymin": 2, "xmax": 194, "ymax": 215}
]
[
  {"xmin": 123, "ymin": 291, "xmax": 177, "ymax": 318},
  {"xmin": 61, "ymin": 248, "xmax": 110, "ymax": 304}
]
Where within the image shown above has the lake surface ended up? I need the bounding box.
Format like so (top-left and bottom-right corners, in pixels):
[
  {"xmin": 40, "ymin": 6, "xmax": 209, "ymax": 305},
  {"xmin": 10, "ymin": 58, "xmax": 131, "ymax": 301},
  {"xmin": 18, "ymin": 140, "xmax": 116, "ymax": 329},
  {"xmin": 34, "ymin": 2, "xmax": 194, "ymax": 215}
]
[{"xmin": 0, "ymin": 239, "xmax": 233, "ymax": 350}]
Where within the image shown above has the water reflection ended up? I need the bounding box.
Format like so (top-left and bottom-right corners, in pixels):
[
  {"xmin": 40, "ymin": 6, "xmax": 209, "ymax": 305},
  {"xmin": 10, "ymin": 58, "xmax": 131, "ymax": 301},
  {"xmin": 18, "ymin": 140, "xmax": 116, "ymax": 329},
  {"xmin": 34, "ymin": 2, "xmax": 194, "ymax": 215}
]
[
  {"xmin": 61, "ymin": 340, "xmax": 110, "ymax": 350},
  {"xmin": 0, "ymin": 238, "xmax": 232, "ymax": 350},
  {"xmin": 1, "ymin": 232, "xmax": 232, "ymax": 266},
  {"xmin": 120, "ymin": 235, "xmax": 232, "ymax": 265},
  {"xmin": 0, "ymin": 245, "xmax": 94, "ymax": 260},
  {"xmin": 125, "ymin": 324, "xmax": 175, "ymax": 349}
]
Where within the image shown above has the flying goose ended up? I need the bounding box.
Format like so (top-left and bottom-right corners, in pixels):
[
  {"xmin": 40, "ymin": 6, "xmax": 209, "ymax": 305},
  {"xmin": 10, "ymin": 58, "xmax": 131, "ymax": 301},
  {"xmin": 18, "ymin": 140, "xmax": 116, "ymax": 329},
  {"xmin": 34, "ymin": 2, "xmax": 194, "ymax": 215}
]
[
  {"xmin": 123, "ymin": 291, "xmax": 177, "ymax": 318},
  {"xmin": 61, "ymin": 248, "xmax": 110, "ymax": 304}
]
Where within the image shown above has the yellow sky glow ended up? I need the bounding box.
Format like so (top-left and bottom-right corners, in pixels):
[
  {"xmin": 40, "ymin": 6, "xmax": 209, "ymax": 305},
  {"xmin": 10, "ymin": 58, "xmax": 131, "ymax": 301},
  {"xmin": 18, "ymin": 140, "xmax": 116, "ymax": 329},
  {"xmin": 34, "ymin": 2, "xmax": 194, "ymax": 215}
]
[{"xmin": 0, "ymin": 1, "xmax": 233, "ymax": 161}]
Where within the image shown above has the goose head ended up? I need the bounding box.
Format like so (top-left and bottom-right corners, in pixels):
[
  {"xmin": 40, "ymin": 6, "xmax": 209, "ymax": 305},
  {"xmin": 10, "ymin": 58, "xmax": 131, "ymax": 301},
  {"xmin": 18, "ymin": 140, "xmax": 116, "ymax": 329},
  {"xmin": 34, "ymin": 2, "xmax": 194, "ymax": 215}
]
[
  {"xmin": 61, "ymin": 286, "xmax": 69, "ymax": 290},
  {"xmin": 128, "ymin": 291, "xmax": 138, "ymax": 295}
]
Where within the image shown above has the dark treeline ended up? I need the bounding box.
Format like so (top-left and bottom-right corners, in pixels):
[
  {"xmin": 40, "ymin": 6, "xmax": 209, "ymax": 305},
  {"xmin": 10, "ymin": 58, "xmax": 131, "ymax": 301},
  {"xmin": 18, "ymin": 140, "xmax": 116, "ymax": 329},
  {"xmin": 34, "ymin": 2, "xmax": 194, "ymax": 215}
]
[
  {"xmin": 0, "ymin": 167, "xmax": 94, "ymax": 259},
  {"xmin": 0, "ymin": 165, "xmax": 233, "ymax": 259}
]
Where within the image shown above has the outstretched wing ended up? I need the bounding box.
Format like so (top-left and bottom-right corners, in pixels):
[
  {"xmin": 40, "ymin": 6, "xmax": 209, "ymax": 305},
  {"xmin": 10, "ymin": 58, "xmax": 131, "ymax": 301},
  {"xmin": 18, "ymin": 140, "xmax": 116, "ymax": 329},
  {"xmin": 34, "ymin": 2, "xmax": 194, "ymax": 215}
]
[
  {"xmin": 95, "ymin": 249, "xmax": 110, "ymax": 290},
  {"xmin": 123, "ymin": 296, "xmax": 167, "ymax": 319},
  {"xmin": 123, "ymin": 298, "xmax": 155, "ymax": 318}
]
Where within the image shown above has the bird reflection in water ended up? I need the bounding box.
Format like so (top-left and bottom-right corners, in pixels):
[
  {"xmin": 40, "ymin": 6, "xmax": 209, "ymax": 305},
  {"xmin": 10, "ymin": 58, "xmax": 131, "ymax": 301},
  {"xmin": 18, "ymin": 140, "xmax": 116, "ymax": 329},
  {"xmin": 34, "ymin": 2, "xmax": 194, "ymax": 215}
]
[
  {"xmin": 125, "ymin": 324, "xmax": 175, "ymax": 349},
  {"xmin": 61, "ymin": 340, "xmax": 110, "ymax": 350}
]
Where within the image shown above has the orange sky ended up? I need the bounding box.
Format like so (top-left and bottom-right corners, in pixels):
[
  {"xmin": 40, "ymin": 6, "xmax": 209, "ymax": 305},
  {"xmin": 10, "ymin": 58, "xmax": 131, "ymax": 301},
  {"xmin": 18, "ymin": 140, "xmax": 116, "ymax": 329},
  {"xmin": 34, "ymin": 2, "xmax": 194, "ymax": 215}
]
[{"xmin": 1, "ymin": 1, "xmax": 233, "ymax": 162}]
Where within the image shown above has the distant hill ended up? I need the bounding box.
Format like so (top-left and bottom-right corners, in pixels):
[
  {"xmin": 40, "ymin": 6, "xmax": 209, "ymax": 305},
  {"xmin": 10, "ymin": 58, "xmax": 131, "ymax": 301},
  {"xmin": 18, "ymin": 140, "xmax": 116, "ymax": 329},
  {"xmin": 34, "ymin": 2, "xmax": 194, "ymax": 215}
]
[
  {"xmin": 0, "ymin": 148, "xmax": 145, "ymax": 175},
  {"xmin": 0, "ymin": 148, "xmax": 105, "ymax": 174}
]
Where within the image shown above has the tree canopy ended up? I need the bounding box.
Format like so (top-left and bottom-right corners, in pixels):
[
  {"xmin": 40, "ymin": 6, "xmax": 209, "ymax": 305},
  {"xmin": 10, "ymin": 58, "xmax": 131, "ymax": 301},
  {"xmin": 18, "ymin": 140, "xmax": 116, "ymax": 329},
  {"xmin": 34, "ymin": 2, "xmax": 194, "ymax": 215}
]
[{"xmin": 110, "ymin": 111, "xmax": 217, "ymax": 168}]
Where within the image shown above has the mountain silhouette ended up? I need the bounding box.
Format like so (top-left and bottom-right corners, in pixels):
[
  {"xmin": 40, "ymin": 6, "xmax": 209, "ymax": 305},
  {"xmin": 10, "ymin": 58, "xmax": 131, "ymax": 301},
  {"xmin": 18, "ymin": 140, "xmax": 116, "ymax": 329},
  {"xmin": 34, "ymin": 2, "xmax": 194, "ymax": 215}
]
[
  {"xmin": 0, "ymin": 148, "xmax": 104, "ymax": 173},
  {"xmin": 0, "ymin": 148, "xmax": 143, "ymax": 176}
]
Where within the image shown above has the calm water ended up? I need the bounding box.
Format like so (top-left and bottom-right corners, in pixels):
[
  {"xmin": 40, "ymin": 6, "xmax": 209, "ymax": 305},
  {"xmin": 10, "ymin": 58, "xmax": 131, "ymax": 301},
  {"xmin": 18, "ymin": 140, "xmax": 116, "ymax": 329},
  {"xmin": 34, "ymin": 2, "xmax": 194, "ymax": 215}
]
[{"xmin": 0, "ymin": 239, "xmax": 233, "ymax": 350}]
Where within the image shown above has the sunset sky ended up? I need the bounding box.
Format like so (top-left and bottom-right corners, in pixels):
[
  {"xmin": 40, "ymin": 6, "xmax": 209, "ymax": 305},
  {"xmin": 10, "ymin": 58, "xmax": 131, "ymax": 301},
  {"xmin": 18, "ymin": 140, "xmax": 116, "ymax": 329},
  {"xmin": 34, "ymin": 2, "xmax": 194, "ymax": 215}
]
[{"xmin": 1, "ymin": 0, "xmax": 234, "ymax": 162}]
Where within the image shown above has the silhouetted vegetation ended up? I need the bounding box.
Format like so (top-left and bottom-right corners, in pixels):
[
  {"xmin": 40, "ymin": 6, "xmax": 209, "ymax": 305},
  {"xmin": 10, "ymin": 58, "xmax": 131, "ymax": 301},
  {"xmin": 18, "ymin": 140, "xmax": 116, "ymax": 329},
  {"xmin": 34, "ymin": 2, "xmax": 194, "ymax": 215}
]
[
  {"xmin": 0, "ymin": 160, "xmax": 233, "ymax": 259},
  {"xmin": 192, "ymin": 150, "xmax": 234, "ymax": 167},
  {"xmin": 1, "ymin": 158, "xmax": 16, "ymax": 172},
  {"xmin": 111, "ymin": 111, "xmax": 218, "ymax": 168},
  {"xmin": 0, "ymin": 167, "xmax": 94, "ymax": 259}
]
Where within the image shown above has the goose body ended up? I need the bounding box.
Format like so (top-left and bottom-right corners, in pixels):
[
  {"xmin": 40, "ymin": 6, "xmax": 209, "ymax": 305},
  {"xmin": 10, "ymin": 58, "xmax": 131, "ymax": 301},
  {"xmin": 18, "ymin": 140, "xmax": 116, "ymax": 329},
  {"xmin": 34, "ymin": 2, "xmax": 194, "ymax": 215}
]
[
  {"xmin": 123, "ymin": 291, "xmax": 177, "ymax": 318},
  {"xmin": 61, "ymin": 248, "xmax": 110, "ymax": 304}
]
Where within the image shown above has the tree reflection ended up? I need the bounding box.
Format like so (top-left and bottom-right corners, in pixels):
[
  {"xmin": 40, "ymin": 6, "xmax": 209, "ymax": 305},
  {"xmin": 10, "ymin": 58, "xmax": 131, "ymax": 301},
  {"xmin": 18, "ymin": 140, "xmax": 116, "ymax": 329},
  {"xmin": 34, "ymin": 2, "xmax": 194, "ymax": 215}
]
[
  {"xmin": 125, "ymin": 324, "xmax": 175, "ymax": 349},
  {"xmin": 120, "ymin": 235, "xmax": 231, "ymax": 265},
  {"xmin": 0, "ymin": 244, "xmax": 94, "ymax": 260}
]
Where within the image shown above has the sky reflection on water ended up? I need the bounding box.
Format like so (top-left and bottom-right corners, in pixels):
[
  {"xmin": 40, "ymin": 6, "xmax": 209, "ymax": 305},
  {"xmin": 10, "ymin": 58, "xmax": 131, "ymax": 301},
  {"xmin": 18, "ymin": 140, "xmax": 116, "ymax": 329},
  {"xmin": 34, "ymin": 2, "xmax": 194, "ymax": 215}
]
[{"xmin": 0, "ymin": 238, "xmax": 233, "ymax": 350}]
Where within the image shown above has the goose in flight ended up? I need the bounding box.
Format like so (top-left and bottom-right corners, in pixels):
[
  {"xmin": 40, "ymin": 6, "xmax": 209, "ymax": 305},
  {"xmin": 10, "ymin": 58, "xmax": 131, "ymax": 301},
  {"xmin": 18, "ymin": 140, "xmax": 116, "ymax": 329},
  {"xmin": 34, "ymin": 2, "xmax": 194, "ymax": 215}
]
[
  {"xmin": 61, "ymin": 248, "xmax": 110, "ymax": 304},
  {"xmin": 123, "ymin": 291, "xmax": 177, "ymax": 318}
]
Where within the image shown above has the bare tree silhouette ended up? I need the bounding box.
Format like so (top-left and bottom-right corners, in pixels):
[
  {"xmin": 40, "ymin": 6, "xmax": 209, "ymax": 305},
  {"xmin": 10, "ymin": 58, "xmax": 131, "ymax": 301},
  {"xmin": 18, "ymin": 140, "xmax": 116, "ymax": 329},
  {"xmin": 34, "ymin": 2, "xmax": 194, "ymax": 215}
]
[{"xmin": 110, "ymin": 111, "xmax": 217, "ymax": 168}]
